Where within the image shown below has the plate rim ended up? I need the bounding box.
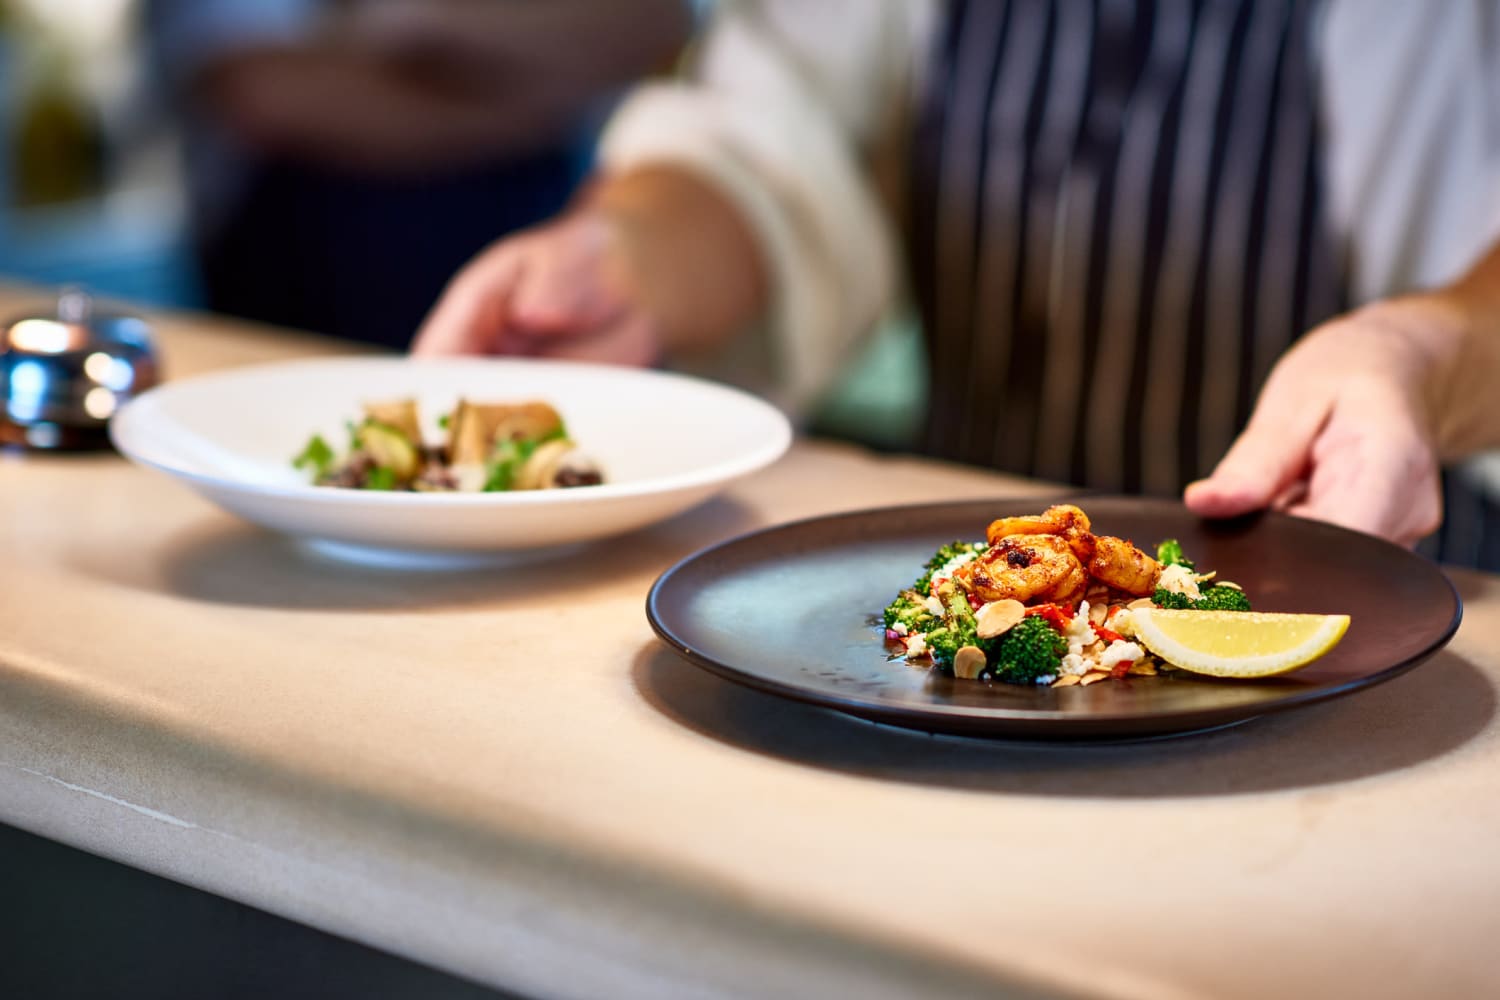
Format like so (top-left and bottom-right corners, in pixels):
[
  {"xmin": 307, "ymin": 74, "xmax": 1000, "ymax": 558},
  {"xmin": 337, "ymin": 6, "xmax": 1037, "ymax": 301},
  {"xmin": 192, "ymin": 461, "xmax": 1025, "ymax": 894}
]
[
  {"xmin": 645, "ymin": 496, "xmax": 1464, "ymax": 734},
  {"xmin": 109, "ymin": 355, "xmax": 793, "ymax": 506}
]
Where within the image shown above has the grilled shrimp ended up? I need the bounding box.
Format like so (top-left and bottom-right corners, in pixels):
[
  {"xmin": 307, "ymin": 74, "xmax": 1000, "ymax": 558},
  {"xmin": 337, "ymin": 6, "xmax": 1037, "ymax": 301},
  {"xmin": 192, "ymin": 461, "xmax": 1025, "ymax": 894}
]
[
  {"xmin": 955, "ymin": 535, "xmax": 1086, "ymax": 605},
  {"xmin": 1087, "ymin": 535, "xmax": 1161, "ymax": 596},
  {"xmin": 986, "ymin": 504, "xmax": 1090, "ymax": 543},
  {"xmin": 986, "ymin": 504, "xmax": 1095, "ymax": 563}
]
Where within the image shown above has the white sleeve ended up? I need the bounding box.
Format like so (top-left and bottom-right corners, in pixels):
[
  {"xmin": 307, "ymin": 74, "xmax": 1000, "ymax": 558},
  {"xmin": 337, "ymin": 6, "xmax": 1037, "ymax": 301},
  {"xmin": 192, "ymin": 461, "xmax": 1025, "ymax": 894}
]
[
  {"xmin": 1321, "ymin": 0, "xmax": 1500, "ymax": 302},
  {"xmin": 597, "ymin": 0, "xmax": 931, "ymax": 416}
]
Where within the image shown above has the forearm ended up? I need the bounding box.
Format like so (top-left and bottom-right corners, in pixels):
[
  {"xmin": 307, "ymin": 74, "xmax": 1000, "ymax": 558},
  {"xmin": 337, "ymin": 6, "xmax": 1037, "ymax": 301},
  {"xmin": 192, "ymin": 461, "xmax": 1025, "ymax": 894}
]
[
  {"xmin": 584, "ymin": 165, "xmax": 769, "ymax": 355},
  {"xmin": 1380, "ymin": 239, "xmax": 1500, "ymax": 460},
  {"xmin": 195, "ymin": 45, "xmax": 548, "ymax": 171},
  {"xmin": 345, "ymin": 0, "xmax": 692, "ymax": 129}
]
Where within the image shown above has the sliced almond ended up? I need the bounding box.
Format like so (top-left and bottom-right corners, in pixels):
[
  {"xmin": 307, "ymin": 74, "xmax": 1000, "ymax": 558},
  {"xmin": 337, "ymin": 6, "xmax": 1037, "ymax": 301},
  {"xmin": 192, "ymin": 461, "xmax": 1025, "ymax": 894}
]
[
  {"xmin": 953, "ymin": 645, "xmax": 987, "ymax": 680},
  {"xmin": 975, "ymin": 599, "xmax": 1025, "ymax": 639},
  {"xmin": 1088, "ymin": 602, "xmax": 1108, "ymax": 624},
  {"xmin": 451, "ymin": 462, "xmax": 487, "ymax": 493},
  {"xmin": 447, "ymin": 401, "xmax": 488, "ymax": 465},
  {"xmin": 1127, "ymin": 660, "xmax": 1158, "ymax": 676},
  {"xmin": 1218, "ymin": 580, "xmax": 1243, "ymax": 591},
  {"xmin": 514, "ymin": 438, "xmax": 575, "ymax": 491},
  {"xmin": 1052, "ymin": 674, "xmax": 1081, "ymax": 687},
  {"xmin": 447, "ymin": 400, "xmax": 565, "ymax": 464},
  {"xmin": 1127, "ymin": 597, "xmax": 1155, "ymax": 610},
  {"xmin": 489, "ymin": 401, "xmax": 564, "ymax": 444},
  {"xmin": 1084, "ymin": 639, "xmax": 1105, "ymax": 656},
  {"xmin": 1079, "ymin": 672, "xmax": 1109, "ymax": 686},
  {"xmin": 362, "ymin": 398, "xmax": 423, "ymax": 444}
]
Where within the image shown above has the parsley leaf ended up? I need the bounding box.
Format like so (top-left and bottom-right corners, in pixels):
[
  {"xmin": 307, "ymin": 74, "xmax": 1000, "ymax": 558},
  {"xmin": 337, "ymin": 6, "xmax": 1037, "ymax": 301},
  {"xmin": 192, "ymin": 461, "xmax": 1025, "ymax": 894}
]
[
  {"xmin": 364, "ymin": 466, "xmax": 398, "ymax": 491},
  {"xmin": 292, "ymin": 434, "xmax": 335, "ymax": 478}
]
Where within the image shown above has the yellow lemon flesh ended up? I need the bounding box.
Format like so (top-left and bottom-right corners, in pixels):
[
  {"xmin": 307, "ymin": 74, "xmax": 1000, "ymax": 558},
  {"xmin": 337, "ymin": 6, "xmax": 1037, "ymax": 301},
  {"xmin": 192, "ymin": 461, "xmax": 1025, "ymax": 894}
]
[{"xmin": 1129, "ymin": 609, "xmax": 1350, "ymax": 678}]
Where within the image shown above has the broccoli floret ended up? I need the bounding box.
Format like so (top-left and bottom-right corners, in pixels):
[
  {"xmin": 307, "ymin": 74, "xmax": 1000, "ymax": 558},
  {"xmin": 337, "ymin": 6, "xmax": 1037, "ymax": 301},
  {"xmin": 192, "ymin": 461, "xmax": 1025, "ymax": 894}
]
[
  {"xmin": 925, "ymin": 585, "xmax": 985, "ymax": 665},
  {"xmin": 883, "ymin": 590, "xmax": 937, "ymax": 631},
  {"xmin": 914, "ymin": 541, "xmax": 987, "ymax": 596},
  {"xmin": 1194, "ymin": 585, "xmax": 1252, "ymax": 611},
  {"xmin": 1152, "ymin": 585, "xmax": 1251, "ymax": 611},
  {"xmin": 924, "ymin": 626, "xmax": 961, "ymax": 665},
  {"xmin": 1152, "ymin": 587, "xmax": 1193, "ymax": 610},
  {"xmin": 991, "ymin": 615, "xmax": 1066, "ymax": 685},
  {"xmin": 1155, "ymin": 538, "xmax": 1195, "ymax": 570}
]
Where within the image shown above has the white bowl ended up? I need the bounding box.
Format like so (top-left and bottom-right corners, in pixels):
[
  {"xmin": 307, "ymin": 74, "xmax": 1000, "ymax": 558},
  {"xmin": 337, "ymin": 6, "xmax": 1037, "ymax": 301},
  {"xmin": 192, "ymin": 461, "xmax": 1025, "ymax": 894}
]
[{"xmin": 111, "ymin": 357, "xmax": 791, "ymax": 560}]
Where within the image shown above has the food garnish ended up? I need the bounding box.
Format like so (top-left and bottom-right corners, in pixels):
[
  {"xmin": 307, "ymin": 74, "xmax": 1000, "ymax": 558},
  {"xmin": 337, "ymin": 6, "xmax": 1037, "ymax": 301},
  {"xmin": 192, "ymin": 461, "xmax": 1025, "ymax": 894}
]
[
  {"xmin": 1128, "ymin": 609, "xmax": 1350, "ymax": 678},
  {"xmin": 293, "ymin": 398, "xmax": 603, "ymax": 493}
]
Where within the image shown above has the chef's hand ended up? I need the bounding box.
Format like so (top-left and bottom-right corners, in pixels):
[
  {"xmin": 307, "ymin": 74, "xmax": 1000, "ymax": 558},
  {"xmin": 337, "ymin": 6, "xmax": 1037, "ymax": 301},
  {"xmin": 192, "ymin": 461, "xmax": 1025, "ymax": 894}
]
[
  {"xmin": 414, "ymin": 166, "xmax": 768, "ymax": 365},
  {"xmin": 412, "ymin": 209, "xmax": 664, "ymax": 366},
  {"xmin": 1184, "ymin": 296, "xmax": 1459, "ymax": 546}
]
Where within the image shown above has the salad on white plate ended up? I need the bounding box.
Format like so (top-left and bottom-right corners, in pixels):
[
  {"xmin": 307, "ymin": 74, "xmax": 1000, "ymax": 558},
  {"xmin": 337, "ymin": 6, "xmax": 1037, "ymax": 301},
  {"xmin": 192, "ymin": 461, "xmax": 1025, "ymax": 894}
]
[{"xmin": 110, "ymin": 357, "xmax": 791, "ymax": 561}]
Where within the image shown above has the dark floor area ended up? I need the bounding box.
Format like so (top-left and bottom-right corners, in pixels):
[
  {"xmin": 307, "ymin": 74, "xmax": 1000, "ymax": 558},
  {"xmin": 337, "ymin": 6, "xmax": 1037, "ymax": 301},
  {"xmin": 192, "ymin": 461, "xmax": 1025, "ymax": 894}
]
[{"xmin": 0, "ymin": 823, "xmax": 517, "ymax": 1000}]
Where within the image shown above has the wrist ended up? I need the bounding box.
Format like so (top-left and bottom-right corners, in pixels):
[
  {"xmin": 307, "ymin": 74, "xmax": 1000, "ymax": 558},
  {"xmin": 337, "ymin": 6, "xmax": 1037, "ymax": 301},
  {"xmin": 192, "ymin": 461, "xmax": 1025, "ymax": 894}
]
[
  {"xmin": 571, "ymin": 165, "xmax": 769, "ymax": 355},
  {"xmin": 1353, "ymin": 290, "xmax": 1486, "ymax": 461},
  {"xmin": 1351, "ymin": 293, "xmax": 1468, "ymax": 371}
]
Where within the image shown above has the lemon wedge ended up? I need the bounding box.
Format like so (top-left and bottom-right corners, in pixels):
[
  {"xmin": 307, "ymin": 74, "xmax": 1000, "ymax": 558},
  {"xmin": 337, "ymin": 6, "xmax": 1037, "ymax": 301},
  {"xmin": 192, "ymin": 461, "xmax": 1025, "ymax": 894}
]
[{"xmin": 1129, "ymin": 609, "xmax": 1350, "ymax": 678}]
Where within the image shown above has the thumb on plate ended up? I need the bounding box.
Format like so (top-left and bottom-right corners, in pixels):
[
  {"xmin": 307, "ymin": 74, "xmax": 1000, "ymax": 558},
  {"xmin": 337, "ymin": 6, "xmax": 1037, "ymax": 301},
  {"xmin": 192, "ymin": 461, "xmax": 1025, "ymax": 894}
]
[
  {"xmin": 1184, "ymin": 400, "xmax": 1329, "ymax": 518},
  {"xmin": 411, "ymin": 245, "xmax": 522, "ymax": 356},
  {"xmin": 506, "ymin": 214, "xmax": 632, "ymax": 337}
]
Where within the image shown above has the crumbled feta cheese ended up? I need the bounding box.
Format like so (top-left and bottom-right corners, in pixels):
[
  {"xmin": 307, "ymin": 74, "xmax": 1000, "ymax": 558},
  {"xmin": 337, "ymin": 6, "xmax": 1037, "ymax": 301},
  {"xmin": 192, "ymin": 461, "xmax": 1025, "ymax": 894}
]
[
  {"xmin": 1157, "ymin": 563, "xmax": 1203, "ymax": 600},
  {"xmin": 904, "ymin": 634, "xmax": 929, "ymax": 658},
  {"xmin": 890, "ymin": 622, "xmax": 909, "ymax": 637},
  {"xmin": 933, "ymin": 548, "xmax": 981, "ymax": 581},
  {"xmin": 1064, "ymin": 601, "xmax": 1093, "ymax": 656},
  {"xmin": 1099, "ymin": 640, "xmax": 1146, "ymax": 670},
  {"xmin": 923, "ymin": 595, "xmax": 944, "ymax": 616},
  {"xmin": 1059, "ymin": 652, "xmax": 1090, "ymax": 676},
  {"xmin": 1110, "ymin": 608, "xmax": 1136, "ymax": 637}
]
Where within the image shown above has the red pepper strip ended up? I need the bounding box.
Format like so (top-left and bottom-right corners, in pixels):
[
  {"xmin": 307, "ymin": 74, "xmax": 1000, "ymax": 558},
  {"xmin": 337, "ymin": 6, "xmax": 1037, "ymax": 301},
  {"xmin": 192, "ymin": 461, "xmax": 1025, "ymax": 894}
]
[
  {"xmin": 1025, "ymin": 604, "xmax": 1072, "ymax": 633},
  {"xmin": 1110, "ymin": 660, "xmax": 1134, "ymax": 679},
  {"xmin": 1092, "ymin": 623, "xmax": 1125, "ymax": 645}
]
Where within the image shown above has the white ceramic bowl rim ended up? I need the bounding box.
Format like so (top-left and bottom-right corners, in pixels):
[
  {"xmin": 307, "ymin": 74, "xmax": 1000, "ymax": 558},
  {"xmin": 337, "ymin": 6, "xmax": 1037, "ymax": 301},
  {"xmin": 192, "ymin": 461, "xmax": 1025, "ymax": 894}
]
[{"xmin": 110, "ymin": 357, "xmax": 793, "ymax": 507}]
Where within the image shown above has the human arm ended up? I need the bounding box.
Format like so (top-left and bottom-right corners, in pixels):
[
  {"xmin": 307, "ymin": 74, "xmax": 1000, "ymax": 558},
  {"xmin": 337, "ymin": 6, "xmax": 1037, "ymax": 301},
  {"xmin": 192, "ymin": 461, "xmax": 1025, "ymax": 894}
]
[
  {"xmin": 158, "ymin": 0, "xmax": 692, "ymax": 174},
  {"xmin": 414, "ymin": 0, "xmax": 924, "ymax": 413},
  {"xmin": 412, "ymin": 164, "xmax": 767, "ymax": 364},
  {"xmin": 1184, "ymin": 240, "xmax": 1500, "ymax": 545}
]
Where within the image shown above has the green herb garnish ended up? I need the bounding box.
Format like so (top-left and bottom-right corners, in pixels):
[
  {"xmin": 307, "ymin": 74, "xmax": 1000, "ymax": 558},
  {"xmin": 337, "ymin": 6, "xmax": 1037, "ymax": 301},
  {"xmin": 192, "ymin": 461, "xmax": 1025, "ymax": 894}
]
[
  {"xmin": 292, "ymin": 434, "xmax": 335, "ymax": 478},
  {"xmin": 364, "ymin": 466, "xmax": 398, "ymax": 491}
]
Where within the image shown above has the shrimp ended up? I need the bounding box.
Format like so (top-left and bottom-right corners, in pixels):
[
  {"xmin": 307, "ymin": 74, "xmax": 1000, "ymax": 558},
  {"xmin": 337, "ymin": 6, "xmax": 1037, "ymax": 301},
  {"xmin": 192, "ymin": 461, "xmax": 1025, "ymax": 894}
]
[
  {"xmin": 986, "ymin": 504, "xmax": 1095, "ymax": 563},
  {"xmin": 986, "ymin": 504, "xmax": 1090, "ymax": 543},
  {"xmin": 955, "ymin": 535, "xmax": 1086, "ymax": 605},
  {"xmin": 1087, "ymin": 535, "xmax": 1161, "ymax": 596}
]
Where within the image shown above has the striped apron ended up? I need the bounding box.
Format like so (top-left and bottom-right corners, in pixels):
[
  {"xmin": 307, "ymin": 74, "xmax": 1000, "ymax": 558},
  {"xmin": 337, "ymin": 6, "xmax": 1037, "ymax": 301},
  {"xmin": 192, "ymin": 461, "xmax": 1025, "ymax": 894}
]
[{"xmin": 908, "ymin": 0, "xmax": 1343, "ymax": 498}]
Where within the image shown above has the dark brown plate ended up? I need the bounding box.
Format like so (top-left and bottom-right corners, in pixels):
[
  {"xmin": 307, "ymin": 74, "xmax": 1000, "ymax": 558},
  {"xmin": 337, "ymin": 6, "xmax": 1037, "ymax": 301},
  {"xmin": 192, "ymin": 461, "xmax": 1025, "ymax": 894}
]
[{"xmin": 645, "ymin": 497, "xmax": 1462, "ymax": 741}]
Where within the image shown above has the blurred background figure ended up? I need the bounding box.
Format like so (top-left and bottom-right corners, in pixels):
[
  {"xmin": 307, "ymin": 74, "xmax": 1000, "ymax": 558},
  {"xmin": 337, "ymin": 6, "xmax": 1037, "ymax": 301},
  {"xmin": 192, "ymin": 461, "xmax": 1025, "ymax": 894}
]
[
  {"xmin": 145, "ymin": 0, "xmax": 692, "ymax": 348},
  {"xmin": 0, "ymin": 0, "xmax": 691, "ymax": 349},
  {"xmin": 412, "ymin": 0, "xmax": 1500, "ymax": 566}
]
